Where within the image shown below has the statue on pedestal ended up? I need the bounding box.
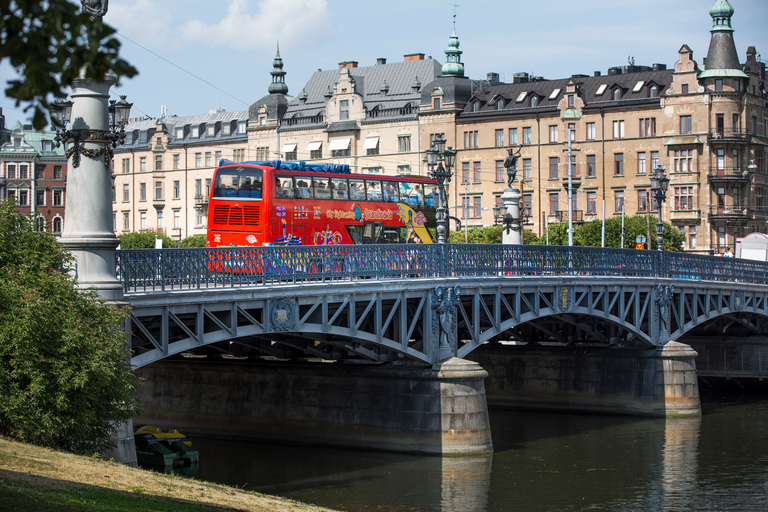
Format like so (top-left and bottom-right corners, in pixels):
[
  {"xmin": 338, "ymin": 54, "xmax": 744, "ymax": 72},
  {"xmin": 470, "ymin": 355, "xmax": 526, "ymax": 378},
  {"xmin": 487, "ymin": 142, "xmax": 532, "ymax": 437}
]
[{"xmin": 504, "ymin": 145, "xmax": 523, "ymax": 187}]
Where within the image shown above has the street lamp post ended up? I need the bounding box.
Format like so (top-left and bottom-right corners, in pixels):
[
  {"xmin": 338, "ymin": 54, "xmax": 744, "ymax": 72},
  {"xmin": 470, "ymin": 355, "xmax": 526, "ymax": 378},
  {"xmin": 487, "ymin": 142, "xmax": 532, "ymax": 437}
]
[
  {"xmin": 649, "ymin": 165, "xmax": 670, "ymax": 251},
  {"xmin": 425, "ymin": 136, "xmax": 456, "ymax": 244}
]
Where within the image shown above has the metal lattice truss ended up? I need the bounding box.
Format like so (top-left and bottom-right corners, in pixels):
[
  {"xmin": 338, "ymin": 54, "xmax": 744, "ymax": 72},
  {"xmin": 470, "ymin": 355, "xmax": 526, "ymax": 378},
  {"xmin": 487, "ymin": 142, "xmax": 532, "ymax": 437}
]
[{"xmin": 126, "ymin": 277, "xmax": 768, "ymax": 368}]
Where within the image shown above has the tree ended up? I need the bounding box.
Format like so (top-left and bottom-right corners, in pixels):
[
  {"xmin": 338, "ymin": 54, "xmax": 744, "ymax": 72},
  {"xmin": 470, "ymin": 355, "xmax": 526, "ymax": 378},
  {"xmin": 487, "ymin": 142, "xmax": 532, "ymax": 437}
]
[
  {"xmin": 118, "ymin": 231, "xmax": 177, "ymax": 249},
  {"xmin": 0, "ymin": 200, "xmax": 141, "ymax": 454},
  {"xmin": 1, "ymin": 0, "xmax": 137, "ymax": 129}
]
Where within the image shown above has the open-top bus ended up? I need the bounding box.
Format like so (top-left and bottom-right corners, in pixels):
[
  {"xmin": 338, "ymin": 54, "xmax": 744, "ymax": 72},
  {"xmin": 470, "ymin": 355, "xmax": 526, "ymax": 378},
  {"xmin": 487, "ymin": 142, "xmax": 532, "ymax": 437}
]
[{"xmin": 206, "ymin": 160, "xmax": 439, "ymax": 247}]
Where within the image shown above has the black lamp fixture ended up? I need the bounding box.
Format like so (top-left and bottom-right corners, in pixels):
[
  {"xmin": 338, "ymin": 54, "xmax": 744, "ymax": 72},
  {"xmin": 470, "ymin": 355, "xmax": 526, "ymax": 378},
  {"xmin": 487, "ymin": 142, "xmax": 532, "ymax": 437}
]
[
  {"xmin": 649, "ymin": 165, "xmax": 670, "ymax": 251},
  {"xmin": 51, "ymin": 95, "xmax": 132, "ymax": 169},
  {"xmin": 425, "ymin": 135, "xmax": 456, "ymax": 244},
  {"xmin": 493, "ymin": 203, "xmax": 515, "ymax": 235}
]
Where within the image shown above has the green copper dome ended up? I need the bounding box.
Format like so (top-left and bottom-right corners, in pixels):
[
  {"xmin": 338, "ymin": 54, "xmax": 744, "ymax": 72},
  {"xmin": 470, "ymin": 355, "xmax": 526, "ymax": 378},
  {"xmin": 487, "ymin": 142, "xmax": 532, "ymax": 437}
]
[
  {"xmin": 268, "ymin": 43, "xmax": 289, "ymax": 95},
  {"xmin": 709, "ymin": 0, "xmax": 734, "ymax": 32},
  {"xmin": 441, "ymin": 29, "xmax": 464, "ymax": 78}
]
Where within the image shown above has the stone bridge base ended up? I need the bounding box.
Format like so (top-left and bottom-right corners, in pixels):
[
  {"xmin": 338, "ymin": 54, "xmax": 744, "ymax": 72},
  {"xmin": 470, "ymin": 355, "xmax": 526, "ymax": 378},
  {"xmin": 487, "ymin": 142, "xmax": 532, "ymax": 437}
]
[
  {"xmin": 133, "ymin": 357, "xmax": 492, "ymax": 455},
  {"xmin": 468, "ymin": 341, "xmax": 701, "ymax": 417}
]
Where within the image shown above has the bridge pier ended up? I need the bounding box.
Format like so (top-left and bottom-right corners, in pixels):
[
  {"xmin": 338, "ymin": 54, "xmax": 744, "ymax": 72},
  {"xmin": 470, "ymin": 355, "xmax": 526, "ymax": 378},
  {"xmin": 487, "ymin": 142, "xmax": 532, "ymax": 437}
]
[
  {"xmin": 468, "ymin": 341, "xmax": 700, "ymax": 417},
  {"xmin": 133, "ymin": 357, "xmax": 492, "ymax": 455}
]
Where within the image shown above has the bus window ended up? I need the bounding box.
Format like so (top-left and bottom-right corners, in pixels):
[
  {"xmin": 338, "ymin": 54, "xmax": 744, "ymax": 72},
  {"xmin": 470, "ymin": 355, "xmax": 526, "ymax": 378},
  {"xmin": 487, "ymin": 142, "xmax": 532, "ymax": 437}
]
[
  {"xmin": 424, "ymin": 185, "xmax": 440, "ymax": 206},
  {"xmin": 382, "ymin": 227, "xmax": 401, "ymax": 243},
  {"xmin": 331, "ymin": 178, "xmax": 348, "ymax": 200},
  {"xmin": 214, "ymin": 166, "xmax": 263, "ymax": 199},
  {"xmin": 365, "ymin": 180, "xmax": 382, "ymax": 201},
  {"xmin": 349, "ymin": 179, "xmax": 366, "ymax": 201},
  {"xmin": 313, "ymin": 177, "xmax": 331, "ymax": 199},
  {"xmin": 275, "ymin": 176, "xmax": 294, "ymax": 198},
  {"xmin": 295, "ymin": 179, "xmax": 312, "ymax": 199},
  {"xmin": 401, "ymin": 182, "xmax": 423, "ymax": 206},
  {"xmin": 345, "ymin": 225, "xmax": 363, "ymax": 244},
  {"xmin": 383, "ymin": 182, "xmax": 399, "ymax": 202},
  {"xmin": 362, "ymin": 222, "xmax": 383, "ymax": 244}
]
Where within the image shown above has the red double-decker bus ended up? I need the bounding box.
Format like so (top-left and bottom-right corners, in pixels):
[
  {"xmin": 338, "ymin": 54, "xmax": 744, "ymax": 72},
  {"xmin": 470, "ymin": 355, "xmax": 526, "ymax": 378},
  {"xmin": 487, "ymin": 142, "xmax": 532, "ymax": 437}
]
[{"xmin": 206, "ymin": 160, "xmax": 439, "ymax": 247}]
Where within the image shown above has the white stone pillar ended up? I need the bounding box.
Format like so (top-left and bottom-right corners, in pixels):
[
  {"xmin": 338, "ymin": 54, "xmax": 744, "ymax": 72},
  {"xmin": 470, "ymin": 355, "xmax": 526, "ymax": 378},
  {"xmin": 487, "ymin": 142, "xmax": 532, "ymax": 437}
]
[
  {"xmin": 59, "ymin": 73, "xmax": 123, "ymax": 301},
  {"xmin": 501, "ymin": 187, "xmax": 522, "ymax": 245}
]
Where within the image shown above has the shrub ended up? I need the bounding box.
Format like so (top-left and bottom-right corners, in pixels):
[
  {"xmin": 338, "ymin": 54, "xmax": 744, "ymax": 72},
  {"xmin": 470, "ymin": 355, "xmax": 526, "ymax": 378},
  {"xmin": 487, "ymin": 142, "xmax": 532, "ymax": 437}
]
[
  {"xmin": 178, "ymin": 234, "xmax": 207, "ymax": 248},
  {"xmin": 118, "ymin": 231, "xmax": 176, "ymax": 249},
  {"xmin": 0, "ymin": 201, "xmax": 142, "ymax": 454}
]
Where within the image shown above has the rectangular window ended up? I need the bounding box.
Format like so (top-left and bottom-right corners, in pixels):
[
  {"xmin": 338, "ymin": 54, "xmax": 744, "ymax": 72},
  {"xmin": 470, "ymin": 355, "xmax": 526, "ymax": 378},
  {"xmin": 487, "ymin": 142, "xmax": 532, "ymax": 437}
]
[
  {"xmin": 140, "ymin": 182, "xmax": 146, "ymax": 201},
  {"xmin": 175, "ymin": 127, "xmax": 184, "ymax": 139},
  {"xmin": 587, "ymin": 155, "xmax": 596, "ymax": 177},
  {"xmin": 140, "ymin": 211, "xmax": 147, "ymax": 230},
  {"xmin": 586, "ymin": 122, "xmax": 595, "ymax": 140},
  {"xmin": 173, "ymin": 180, "xmax": 180, "ymax": 199},
  {"xmin": 549, "ymin": 157, "xmax": 559, "ymax": 179},
  {"xmin": 36, "ymin": 166, "xmax": 44, "ymax": 179},
  {"xmin": 639, "ymin": 118, "xmax": 656, "ymax": 137},
  {"xmin": 715, "ymin": 79, "xmax": 723, "ymax": 91},
  {"xmin": 196, "ymin": 210, "xmax": 204, "ymax": 227},
  {"xmin": 174, "ymin": 210, "xmax": 181, "ymax": 229},
  {"xmin": 638, "ymin": 152, "xmax": 646, "ymax": 174},
  {"xmin": 549, "ymin": 193, "xmax": 559, "ymax": 214},
  {"xmin": 155, "ymin": 181, "xmax": 163, "ymax": 200},
  {"xmin": 638, "ymin": 190, "xmax": 648, "ymax": 211},
  {"xmin": 205, "ymin": 152, "xmax": 212, "ymax": 167},
  {"xmin": 682, "ymin": 84, "xmax": 689, "ymax": 94},
  {"xmin": 222, "ymin": 123, "xmax": 231, "ymax": 136},
  {"xmin": 614, "ymin": 153, "xmax": 624, "ymax": 175},
  {"xmin": 238, "ymin": 121, "xmax": 246, "ymax": 134},
  {"xmin": 463, "ymin": 131, "xmax": 478, "ymax": 149},
  {"xmin": 568, "ymin": 123, "xmax": 575, "ymax": 141},
  {"xmin": 615, "ymin": 190, "xmax": 624, "ymax": 212},
  {"xmin": 549, "ymin": 125, "xmax": 558, "ymax": 143},
  {"xmin": 674, "ymin": 186, "xmax": 695, "ymax": 210},
  {"xmin": 397, "ymin": 165, "xmax": 410, "ymax": 175},
  {"xmin": 613, "ymin": 120, "xmax": 625, "ymax": 138},
  {"xmin": 173, "ymin": 154, "xmax": 180, "ymax": 169},
  {"xmin": 19, "ymin": 165, "xmax": 28, "ymax": 179},
  {"xmin": 496, "ymin": 161, "xmax": 504, "ymax": 182},
  {"xmin": 733, "ymin": 114, "xmax": 739, "ymax": 132},
  {"xmin": 340, "ymin": 99, "xmax": 349, "ymax": 120},
  {"xmin": 462, "ymin": 162, "xmax": 470, "ymax": 183},
  {"xmin": 569, "ymin": 155, "xmax": 576, "ymax": 176},
  {"xmin": 139, "ymin": 157, "xmax": 146, "ymax": 172},
  {"xmin": 689, "ymin": 226, "xmax": 696, "ymax": 249},
  {"xmin": 155, "ymin": 155, "xmax": 162, "ymax": 171},
  {"xmin": 206, "ymin": 125, "xmax": 215, "ymax": 137},
  {"xmin": 233, "ymin": 149, "xmax": 245, "ymax": 162},
  {"xmin": 195, "ymin": 179, "xmax": 203, "ymax": 198},
  {"xmin": 651, "ymin": 151, "xmax": 659, "ymax": 170},
  {"xmin": 674, "ymin": 149, "xmax": 694, "ymax": 173},
  {"xmin": 157, "ymin": 210, "xmax": 164, "ymax": 229},
  {"xmin": 509, "ymin": 128, "xmax": 518, "ymax": 145},
  {"xmin": 53, "ymin": 166, "xmax": 62, "ymax": 179},
  {"xmin": 205, "ymin": 178, "xmax": 212, "ymax": 197},
  {"xmin": 398, "ymin": 135, "xmax": 411, "ymax": 153},
  {"xmin": 523, "ymin": 158, "xmax": 532, "ymax": 180},
  {"xmin": 123, "ymin": 212, "xmax": 129, "ymax": 230},
  {"xmin": 680, "ymin": 115, "xmax": 692, "ymax": 134},
  {"xmin": 7, "ymin": 165, "xmax": 15, "ymax": 179},
  {"xmin": 473, "ymin": 197, "xmax": 482, "ymax": 218},
  {"xmin": 256, "ymin": 147, "xmax": 269, "ymax": 160},
  {"xmin": 215, "ymin": 151, "xmax": 222, "ymax": 164},
  {"xmin": 462, "ymin": 196, "xmax": 471, "ymax": 219},
  {"xmin": 523, "ymin": 127, "xmax": 532, "ymax": 144},
  {"xmin": 53, "ymin": 190, "xmax": 63, "ymax": 206},
  {"xmin": 195, "ymin": 153, "xmax": 202, "ymax": 167},
  {"xmin": 587, "ymin": 191, "xmax": 597, "ymax": 213},
  {"xmin": 191, "ymin": 126, "xmax": 200, "ymax": 138},
  {"xmin": 122, "ymin": 184, "xmax": 129, "ymax": 202},
  {"xmin": 122, "ymin": 159, "xmax": 130, "ymax": 173},
  {"xmin": 36, "ymin": 189, "xmax": 45, "ymax": 206},
  {"xmin": 473, "ymin": 161, "xmax": 481, "ymax": 182},
  {"xmin": 495, "ymin": 129, "xmax": 504, "ymax": 146},
  {"xmin": 733, "ymin": 149, "xmax": 739, "ymax": 170}
]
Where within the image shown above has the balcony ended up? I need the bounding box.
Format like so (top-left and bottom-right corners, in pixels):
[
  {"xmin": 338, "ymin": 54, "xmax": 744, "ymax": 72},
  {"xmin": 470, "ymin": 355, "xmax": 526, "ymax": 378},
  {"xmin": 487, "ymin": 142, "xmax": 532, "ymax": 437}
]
[
  {"xmin": 194, "ymin": 195, "xmax": 208, "ymax": 209},
  {"xmin": 708, "ymin": 205, "xmax": 751, "ymax": 221},
  {"xmin": 709, "ymin": 129, "xmax": 748, "ymax": 142},
  {"xmin": 708, "ymin": 166, "xmax": 752, "ymax": 183},
  {"xmin": 554, "ymin": 210, "xmax": 584, "ymax": 223}
]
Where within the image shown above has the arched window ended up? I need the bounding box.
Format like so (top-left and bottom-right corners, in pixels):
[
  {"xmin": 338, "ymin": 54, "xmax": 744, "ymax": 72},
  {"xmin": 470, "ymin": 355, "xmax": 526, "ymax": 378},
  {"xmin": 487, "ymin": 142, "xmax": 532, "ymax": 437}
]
[
  {"xmin": 531, "ymin": 96, "xmax": 539, "ymax": 107},
  {"xmin": 650, "ymin": 85, "xmax": 658, "ymax": 97},
  {"xmin": 53, "ymin": 216, "xmax": 62, "ymax": 233},
  {"xmin": 614, "ymin": 88, "xmax": 621, "ymax": 100},
  {"xmin": 35, "ymin": 216, "xmax": 45, "ymax": 232},
  {"xmin": 497, "ymin": 98, "xmax": 505, "ymax": 109}
]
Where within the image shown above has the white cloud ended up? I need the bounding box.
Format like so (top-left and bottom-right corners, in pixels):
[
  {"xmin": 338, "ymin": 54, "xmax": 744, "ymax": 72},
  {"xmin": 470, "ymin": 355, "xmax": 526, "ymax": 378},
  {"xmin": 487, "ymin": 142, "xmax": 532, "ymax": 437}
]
[
  {"xmin": 106, "ymin": 0, "xmax": 175, "ymax": 44},
  {"xmin": 179, "ymin": 0, "xmax": 330, "ymax": 52}
]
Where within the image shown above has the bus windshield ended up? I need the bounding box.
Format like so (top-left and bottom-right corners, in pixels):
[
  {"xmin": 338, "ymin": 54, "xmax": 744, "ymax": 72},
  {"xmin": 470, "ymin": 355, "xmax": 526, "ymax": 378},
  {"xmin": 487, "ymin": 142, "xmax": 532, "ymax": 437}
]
[{"xmin": 213, "ymin": 166, "xmax": 263, "ymax": 199}]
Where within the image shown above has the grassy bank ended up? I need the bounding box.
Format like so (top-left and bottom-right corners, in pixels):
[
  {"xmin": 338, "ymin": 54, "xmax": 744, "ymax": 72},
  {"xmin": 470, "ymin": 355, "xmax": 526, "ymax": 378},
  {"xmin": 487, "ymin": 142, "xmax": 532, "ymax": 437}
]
[{"xmin": 0, "ymin": 437, "xmax": 337, "ymax": 512}]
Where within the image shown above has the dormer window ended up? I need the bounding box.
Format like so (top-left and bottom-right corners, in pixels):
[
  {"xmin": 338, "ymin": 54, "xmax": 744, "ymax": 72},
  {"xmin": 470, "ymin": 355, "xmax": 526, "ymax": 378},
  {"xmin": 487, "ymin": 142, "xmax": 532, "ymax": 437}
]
[
  {"xmin": 497, "ymin": 98, "xmax": 505, "ymax": 109},
  {"xmin": 222, "ymin": 123, "xmax": 231, "ymax": 136},
  {"xmin": 613, "ymin": 89, "xmax": 621, "ymax": 101},
  {"xmin": 206, "ymin": 125, "xmax": 215, "ymax": 137},
  {"xmin": 175, "ymin": 127, "xmax": 184, "ymax": 139},
  {"xmin": 191, "ymin": 126, "xmax": 200, "ymax": 138},
  {"xmin": 433, "ymin": 97, "xmax": 441, "ymax": 109},
  {"xmin": 473, "ymin": 101, "xmax": 481, "ymax": 112},
  {"xmin": 237, "ymin": 121, "xmax": 246, "ymax": 134},
  {"xmin": 340, "ymin": 99, "xmax": 349, "ymax": 120},
  {"xmin": 531, "ymin": 96, "xmax": 539, "ymax": 107},
  {"xmin": 13, "ymin": 137, "xmax": 21, "ymax": 148},
  {"xmin": 650, "ymin": 85, "xmax": 658, "ymax": 97}
]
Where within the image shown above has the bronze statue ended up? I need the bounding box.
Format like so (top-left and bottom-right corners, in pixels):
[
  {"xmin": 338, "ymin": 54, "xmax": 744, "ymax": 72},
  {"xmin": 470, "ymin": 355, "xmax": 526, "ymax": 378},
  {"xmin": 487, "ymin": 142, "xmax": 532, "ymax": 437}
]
[
  {"xmin": 504, "ymin": 145, "xmax": 523, "ymax": 187},
  {"xmin": 81, "ymin": 0, "xmax": 109, "ymax": 18}
]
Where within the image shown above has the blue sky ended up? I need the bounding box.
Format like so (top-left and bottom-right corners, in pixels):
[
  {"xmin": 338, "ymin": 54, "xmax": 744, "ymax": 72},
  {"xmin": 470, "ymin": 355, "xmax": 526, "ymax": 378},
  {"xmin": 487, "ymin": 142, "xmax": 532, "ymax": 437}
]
[{"xmin": 2, "ymin": 0, "xmax": 767, "ymax": 126}]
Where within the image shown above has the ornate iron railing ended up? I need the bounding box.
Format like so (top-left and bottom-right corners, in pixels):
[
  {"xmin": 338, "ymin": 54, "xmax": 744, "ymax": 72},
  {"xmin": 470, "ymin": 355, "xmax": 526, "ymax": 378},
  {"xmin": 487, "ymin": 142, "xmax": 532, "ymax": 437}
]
[{"xmin": 116, "ymin": 244, "xmax": 768, "ymax": 293}]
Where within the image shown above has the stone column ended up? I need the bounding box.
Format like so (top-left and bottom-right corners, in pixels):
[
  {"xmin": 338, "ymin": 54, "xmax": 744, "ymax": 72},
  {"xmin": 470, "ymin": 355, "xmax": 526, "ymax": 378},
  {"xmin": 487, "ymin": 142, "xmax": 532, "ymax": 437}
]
[
  {"xmin": 58, "ymin": 72, "xmax": 137, "ymax": 466},
  {"xmin": 501, "ymin": 187, "xmax": 521, "ymax": 245}
]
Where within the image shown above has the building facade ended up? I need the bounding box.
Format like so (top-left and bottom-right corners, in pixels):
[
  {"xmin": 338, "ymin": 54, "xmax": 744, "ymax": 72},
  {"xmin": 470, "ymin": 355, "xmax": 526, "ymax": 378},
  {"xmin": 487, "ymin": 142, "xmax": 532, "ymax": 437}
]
[{"xmin": 0, "ymin": 115, "xmax": 68, "ymax": 233}]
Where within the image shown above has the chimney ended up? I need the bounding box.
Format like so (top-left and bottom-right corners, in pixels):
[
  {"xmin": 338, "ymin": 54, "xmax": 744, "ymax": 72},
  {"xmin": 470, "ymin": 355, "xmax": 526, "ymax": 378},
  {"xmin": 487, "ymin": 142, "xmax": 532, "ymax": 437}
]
[
  {"xmin": 377, "ymin": 58, "xmax": 387, "ymax": 65},
  {"xmin": 513, "ymin": 72, "xmax": 529, "ymax": 84},
  {"xmin": 594, "ymin": 71, "xmax": 601, "ymax": 77},
  {"xmin": 652, "ymin": 63, "xmax": 667, "ymax": 71},
  {"xmin": 404, "ymin": 53, "xmax": 425, "ymax": 62},
  {"xmin": 338, "ymin": 61, "xmax": 359, "ymax": 69},
  {"xmin": 486, "ymin": 72, "xmax": 500, "ymax": 85}
]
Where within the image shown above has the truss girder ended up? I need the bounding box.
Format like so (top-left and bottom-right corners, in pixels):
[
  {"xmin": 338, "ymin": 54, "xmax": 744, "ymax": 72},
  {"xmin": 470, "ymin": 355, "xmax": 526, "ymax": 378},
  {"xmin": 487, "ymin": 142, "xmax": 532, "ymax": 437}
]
[{"xmin": 126, "ymin": 277, "xmax": 768, "ymax": 368}]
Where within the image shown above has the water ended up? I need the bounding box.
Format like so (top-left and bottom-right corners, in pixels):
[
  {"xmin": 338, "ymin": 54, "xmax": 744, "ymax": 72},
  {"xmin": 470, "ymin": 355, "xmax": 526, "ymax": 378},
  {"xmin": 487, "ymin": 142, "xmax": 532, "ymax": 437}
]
[{"xmin": 187, "ymin": 391, "xmax": 768, "ymax": 511}]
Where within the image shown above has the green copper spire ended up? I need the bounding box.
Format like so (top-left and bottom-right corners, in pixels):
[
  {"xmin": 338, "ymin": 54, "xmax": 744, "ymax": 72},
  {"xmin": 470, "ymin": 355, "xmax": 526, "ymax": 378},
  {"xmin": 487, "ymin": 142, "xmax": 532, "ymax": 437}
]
[
  {"xmin": 268, "ymin": 42, "xmax": 289, "ymax": 95},
  {"xmin": 440, "ymin": 6, "xmax": 464, "ymax": 78},
  {"xmin": 709, "ymin": 0, "xmax": 734, "ymax": 33}
]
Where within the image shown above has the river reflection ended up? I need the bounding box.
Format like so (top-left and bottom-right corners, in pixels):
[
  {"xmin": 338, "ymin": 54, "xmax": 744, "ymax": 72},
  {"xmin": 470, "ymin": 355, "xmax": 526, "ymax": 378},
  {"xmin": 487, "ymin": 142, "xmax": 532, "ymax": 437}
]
[{"xmin": 191, "ymin": 391, "xmax": 768, "ymax": 511}]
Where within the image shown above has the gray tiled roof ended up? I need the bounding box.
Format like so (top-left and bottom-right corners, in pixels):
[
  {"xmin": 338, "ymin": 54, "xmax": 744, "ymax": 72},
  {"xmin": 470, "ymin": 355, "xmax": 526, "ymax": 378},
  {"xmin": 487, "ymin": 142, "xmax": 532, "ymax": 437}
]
[{"xmin": 121, "ymin": 110, "xmax": 249, "ymax": 149}]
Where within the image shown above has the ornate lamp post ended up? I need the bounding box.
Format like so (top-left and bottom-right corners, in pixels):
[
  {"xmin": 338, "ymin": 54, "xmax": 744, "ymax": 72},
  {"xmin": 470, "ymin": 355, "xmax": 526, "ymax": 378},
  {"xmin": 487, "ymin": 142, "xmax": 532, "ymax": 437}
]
[
  {"xmin": 649, "ymin": 165, "xmax": 670, "ymax": 251},
  {"xmin": 425, "ymin": 136, "xmax": 456, "ymax": 244},
  {"xmin": 493, "ymin": 204, "xmax": 515, "ymax": 236}
]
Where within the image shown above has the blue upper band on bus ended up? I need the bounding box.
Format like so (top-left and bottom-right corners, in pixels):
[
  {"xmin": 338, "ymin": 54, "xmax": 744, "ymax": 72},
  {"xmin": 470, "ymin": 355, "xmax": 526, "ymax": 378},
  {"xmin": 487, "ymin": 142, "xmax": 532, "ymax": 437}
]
[{"xmin": 218, "ymin": 159, "xmax": 351, "ymax": 174}]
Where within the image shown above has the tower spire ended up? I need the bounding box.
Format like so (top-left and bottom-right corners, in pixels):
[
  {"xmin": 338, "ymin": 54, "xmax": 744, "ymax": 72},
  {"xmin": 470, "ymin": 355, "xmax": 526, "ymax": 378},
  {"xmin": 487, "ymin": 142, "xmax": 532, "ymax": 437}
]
[
  {"xmin": 441, "ymin": 4, "xmax": 464, "ymax": 78},
  {"xmin": 268, "ymin": 42, "xmax": 289, "ymax": 95},
  {"xmin": 701, "ymin": 0, "xmax": 745, "ymax": 77}
]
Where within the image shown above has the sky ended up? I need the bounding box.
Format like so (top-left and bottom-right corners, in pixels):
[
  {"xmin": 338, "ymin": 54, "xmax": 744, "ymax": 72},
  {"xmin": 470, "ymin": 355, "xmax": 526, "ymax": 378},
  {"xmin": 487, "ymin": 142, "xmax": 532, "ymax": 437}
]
[{"xmin": 2, "ymin": 0, "xmax": 768, "ymax": 127}]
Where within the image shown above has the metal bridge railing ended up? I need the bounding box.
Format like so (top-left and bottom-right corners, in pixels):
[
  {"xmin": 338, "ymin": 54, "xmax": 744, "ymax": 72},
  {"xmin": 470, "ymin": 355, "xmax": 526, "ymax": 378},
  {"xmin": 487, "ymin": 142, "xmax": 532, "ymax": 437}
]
[{"xmin": 116, "ymin": 244, "xmax": 768, "ymax": 293}]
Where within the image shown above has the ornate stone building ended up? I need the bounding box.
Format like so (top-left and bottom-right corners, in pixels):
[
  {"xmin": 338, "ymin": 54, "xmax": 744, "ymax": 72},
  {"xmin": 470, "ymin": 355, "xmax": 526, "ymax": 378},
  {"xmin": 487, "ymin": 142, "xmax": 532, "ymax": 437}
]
[{"xmin": 0, "ymin": 114, "xmax": 68, "ymax": 233}]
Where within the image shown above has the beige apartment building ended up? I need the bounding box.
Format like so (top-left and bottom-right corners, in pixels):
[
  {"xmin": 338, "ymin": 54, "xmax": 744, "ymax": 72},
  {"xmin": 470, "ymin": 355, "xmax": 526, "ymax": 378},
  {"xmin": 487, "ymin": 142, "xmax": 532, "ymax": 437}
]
[{"xmin": 113, "ymin": 0, "xmax": 766, "ymax": 252}]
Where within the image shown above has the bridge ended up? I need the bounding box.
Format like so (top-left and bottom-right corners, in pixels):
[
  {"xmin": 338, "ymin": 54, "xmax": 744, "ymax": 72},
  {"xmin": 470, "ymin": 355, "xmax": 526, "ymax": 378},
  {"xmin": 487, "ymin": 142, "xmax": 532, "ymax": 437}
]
[{"xmin": 116, "ymin": 244, "xmax": 768, "ymax": 455}]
